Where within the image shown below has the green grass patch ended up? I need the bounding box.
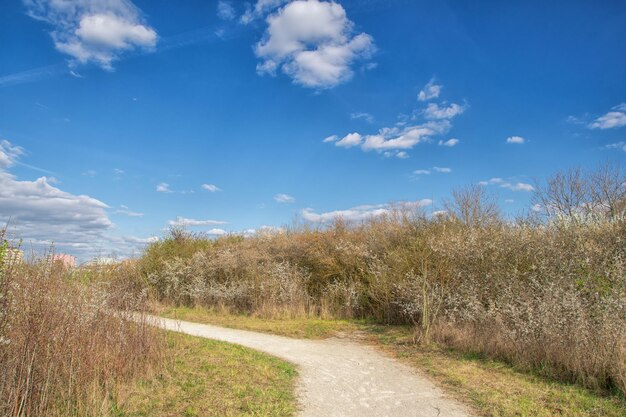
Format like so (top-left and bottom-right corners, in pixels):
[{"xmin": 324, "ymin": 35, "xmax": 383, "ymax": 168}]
[
  {"xmin": 158, "ymin": 305, "xmax": 361, "ymax": 339},
  {"xmin": 117, "ymin": 331, "xmax": 297, "ymax": 417}
]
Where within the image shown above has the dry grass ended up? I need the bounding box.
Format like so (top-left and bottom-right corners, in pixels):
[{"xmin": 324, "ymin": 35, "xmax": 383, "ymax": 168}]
[
  {"xmin": 0, "ymin": 245, "xmax": 163, "ymax": 417},
  {"xmin": 116, "ymin": 331, "xmax": 297, "ymax": 417}
]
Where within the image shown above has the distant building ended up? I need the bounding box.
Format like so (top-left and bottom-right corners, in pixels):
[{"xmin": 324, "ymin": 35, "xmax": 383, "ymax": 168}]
[{"xmin": 49, "ymin": 253, "xmax": 77, "ymax": 268}]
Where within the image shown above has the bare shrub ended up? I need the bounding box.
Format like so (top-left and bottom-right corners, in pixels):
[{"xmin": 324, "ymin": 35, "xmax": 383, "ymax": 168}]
[
  {"xmin": 0, "ymin": 248, "xmax": 163, "ymax": 416},
  {"xmin": 141, "ymin": 169, "xmax": 626, "ymax": 395}
]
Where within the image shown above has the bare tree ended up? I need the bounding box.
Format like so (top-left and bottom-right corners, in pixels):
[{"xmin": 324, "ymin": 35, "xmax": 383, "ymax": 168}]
[
  {"xmin": 533, "ymin": 163, "xmax": 626, "ymax": 221},
  {"xmin": 443, "ymin": 184, "xmax": 500, "ymax": 227},
  {"xmin": 588, "ymin": 161, "xmax": 626, "ymax": 219}
]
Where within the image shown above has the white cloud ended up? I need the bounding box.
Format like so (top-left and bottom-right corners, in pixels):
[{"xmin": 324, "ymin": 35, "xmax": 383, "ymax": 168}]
[
  {"xmin": 274, "ymin": 193, "xmax": 295, "ymax": 203},
  {"xmin": 156, "ymin": 182, "xmax": 172, "ymax": 193},
  {"xmin": 207, "ymin": 228, "xmax": 227, "ymax": 236},
  {"xmin": 604, "ymin": 141, "xmax": 626, "ymax": 152},
  {"xmin": 113, "ymin": 205, "xmax": 143, "ymax": 217},
  {"xmin": 413, "ymin": 169, "xmax": 431, "ymax": 175},
  {"xmin": 417, "ymin": 79, "xmax": 442, "ymax": 101},
  {"xmin": 0, "ymin": 139, "xmax": 155, "ymax": 260},
  {"xmin": 202, "ymin": 183, "xmax": 222, "ymax": 192},
  {"xmin": 0, "ymin": 140, "xmax": 24, "ymax": 169},
  {"xmin": 423, "ymin": 102, "xmax": 466, "ymax": 120},
  {"xmin": 217, "ymin": 1, "xmax": 236, "ymax": 20},
  {"xmin": 479, "ymin": 177, "xmax": 534, "ymax": 192},
  {"xmin": 323, "ymin": 134, "xmax": 338, "ymax": 143},
  {"xmin": 240, "ymin": 0, "xmax": 288, "ymax": 24},
  {"xmin": 350, "ymin": 112, "xmax": 374, "ymax": 123},
  {"xmin": 302, "ymin": 199, "xmax": 432, "ymax": 223},
  {"xmin": 24, "ymin": 0, "xmax": 157, "ymax": 70},
  {"xmin": 433, "ymin": 166, "xmax": 451, "ymax": 173},
  {"xmin": 589, "ymin": 103, "xmax": 626, "ymax": 129},
  {"xmin": 395, "ymin": 151, "xmax": 409, "ymax": 159},
  {"xmin": 506, "ymin": 136, "xmax": 526, "ymax": 144},
  {"xmin": 438, "ymin": 138, "xmax": 459, "ymax": 147},
  {"xmin": 254, "ymin": 0, "xmax": 375, "ymax": 88},
  {"xmin": 168, "ymin": 217, "xmax": 228, "ymax": 227},
  {"xmin": 505, "ymin": 199, "xmax": 514, "ymax": 204},
  {"xmin": 82, "ymin": 169, "xmax": 97, "ymax": 177},
  {"xmin": 336, "ymin": 132, "xmax": 362, "ymax": 148}
]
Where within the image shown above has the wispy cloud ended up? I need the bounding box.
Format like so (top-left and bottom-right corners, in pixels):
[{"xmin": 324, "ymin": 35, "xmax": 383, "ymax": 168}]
[
  {"xmin": 156, "ymin": 182, "xmax": 172, "ymax": 193},
  {"xmin": 506, "ymin": 136, "xmax": 526, "ymax": 144},
  {"xmin": 0, "ymin": 63, "xmax": 66, "ymax": 88},
  {"xmin": 168, "ymin": 217, "xmax": 228, "ymax": 227},
  {"xmin": 479, "ymin": 177, "xmax": 534, "ymax": 192},
  {"xmin": 113, "ymin": 205, "xmax": 143, "ymax": 217},
  {"xmin": 216, "ymin": 0, "xmax": 236, "ymax": 21},
  {"xmin": 588, "ymin": 103, "xmax": 626, "ymax": 129},
  {"xmin": 274, "ymin": 193, "xmax": 295, "ymax": 203},
  {"xmin": 438, "ymin": 138, "xmax": 459, "ymax": 147},
  {"xmin": 417, "ymin": 78, "xmax": 442, "ymax": 101},
  {"xmin": 302, "ymin": 199, "xmax": 432, "ymax": 223},
  {"xmin": 350, "ymin": 112, "xmax": 374, "ymax": 123},
  {"xmin": 202, "ymin": 183, "xmax": 222, "ymax": 192},
  {"xmin": 603, "ymin": 141, "xmax": 626, "ymax": 152}
]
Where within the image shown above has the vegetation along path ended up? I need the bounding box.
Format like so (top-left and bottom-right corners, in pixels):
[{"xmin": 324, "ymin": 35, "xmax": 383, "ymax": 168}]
[{"xmin": 150, "ymin": 316, "xmax": 470, "ymax": 417}]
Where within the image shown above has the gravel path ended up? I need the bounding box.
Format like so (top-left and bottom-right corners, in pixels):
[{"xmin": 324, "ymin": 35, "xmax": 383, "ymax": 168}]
[{"xmin": 149, "ymin": 316, "xmax": 471, "ymax": 417}]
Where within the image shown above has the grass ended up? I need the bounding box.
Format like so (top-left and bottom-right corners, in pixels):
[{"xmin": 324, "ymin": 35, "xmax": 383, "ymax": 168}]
[
  {"xmin": 116, "ymin": 331, "xmax": 297, "ymax": 417},
  {"xmin": 157, "ymin": 305, "xmax": 361, "ymax": 339},
  {"xmin": 157, "ymin": 306, "xmax": 626, "ymax": 417},
  {"xmin": 367, "ymin": 325, "xmax": 626, "ymax": 417}
]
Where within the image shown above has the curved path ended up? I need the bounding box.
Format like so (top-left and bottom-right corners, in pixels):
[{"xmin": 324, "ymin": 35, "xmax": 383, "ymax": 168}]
[{"xmin": 149, "ymin": 316, "xmax": 470, "ymax": 417}]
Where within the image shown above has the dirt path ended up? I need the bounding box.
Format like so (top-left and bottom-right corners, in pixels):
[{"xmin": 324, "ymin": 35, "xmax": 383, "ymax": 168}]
[{"xmin": 150, "ymin": 316, "xmax": 471, "ymax": 417}]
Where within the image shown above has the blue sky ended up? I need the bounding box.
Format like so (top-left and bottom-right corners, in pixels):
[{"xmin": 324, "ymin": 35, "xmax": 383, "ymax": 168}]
[{"xmin": 1, "ymin": 0, "xmax": 625, "ymax": 260}]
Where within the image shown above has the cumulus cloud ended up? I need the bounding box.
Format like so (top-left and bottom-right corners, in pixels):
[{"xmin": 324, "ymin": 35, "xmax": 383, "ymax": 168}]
[
  {"xmin": 0, "ymin": 139, "xmax": 154, "ymax": 260},
  {"xmin": 423, "ymin": 102, "xmax": 466, "ymax": 120},
  {"xmin": 207, "ymin": 228, "xmax": 227, "ymax": 236},
  {"xmin": 302, "ymin": 199, "xmax": 432, "ymax": 223},
  {"xmin": 23, "ymin": 0, "xmax": 157, "ymax": 70},
  {"xmin": 168, "ymin": 217, "xmax": 228, "ymax": 227},
  {"xmin": 438, "ymin": 138, "xmax": 459, "ymax": 147},
  {"xmin": 328, "ymin": 119, "xmax": 452, "ymax": 158},
  {"xmin": 254, "ymin": 0, "xmax": 375, "ymax": 88},
  {"xmin": 588, "ymin": 103, "xmax": 626, "ymax": 129},
  {"xmin": 417, "ymin": 78, "xmax": 442, "ymax": 101},
  {"xmin": 202, "ymin": 183, "xmax": 222, "ymax": 192},
  {"xmin": 506, "ymin": 136, "xmax": 526, "ymax": 144},
  {"xmin": 479, "ymin": 177, "xmax": 534, "ymax": 192},
  {"xmin": 274, "ymin": 193, "xmax": 295, "ymax": 203}
]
